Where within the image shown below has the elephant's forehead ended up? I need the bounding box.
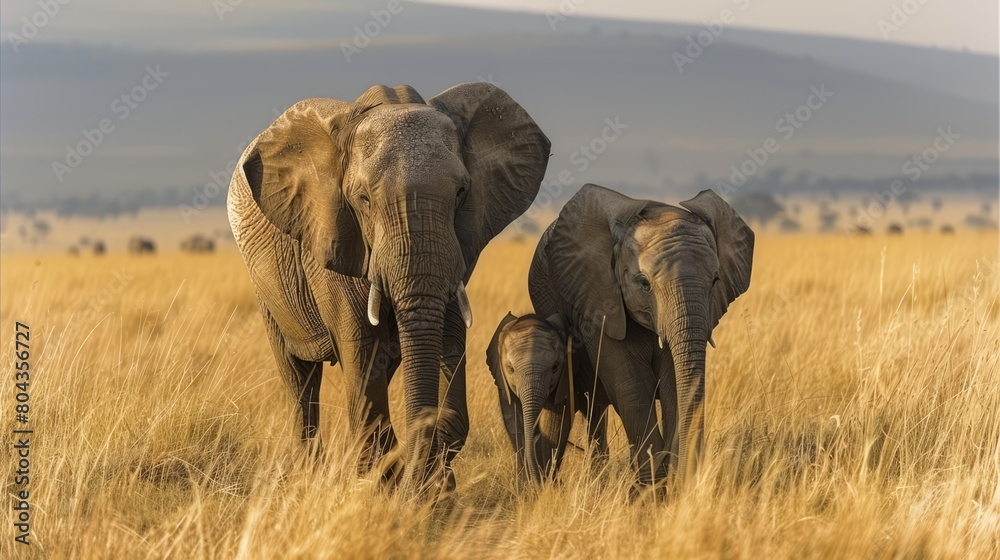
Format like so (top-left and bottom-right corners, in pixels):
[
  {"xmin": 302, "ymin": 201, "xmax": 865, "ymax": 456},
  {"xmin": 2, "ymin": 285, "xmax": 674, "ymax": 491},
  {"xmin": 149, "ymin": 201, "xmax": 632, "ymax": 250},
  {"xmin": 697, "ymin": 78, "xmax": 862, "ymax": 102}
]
[
  {"xmin": 353, "ymin": 105, "xmax": 460, "ymax": 156},
  {"xmin": 632, "ymin": 208, "xmax": 717, "ymax": 273},
  {"xmin": 349, "ymin": 105, "xmax": 464, "ymax": 184},
  {"xmin": 503, "ymin": 320, "xmax": 563, "ymax": 359},
  {"xmin": 634, "ymin": 207, "xmax": 709, "ymax": 244}
]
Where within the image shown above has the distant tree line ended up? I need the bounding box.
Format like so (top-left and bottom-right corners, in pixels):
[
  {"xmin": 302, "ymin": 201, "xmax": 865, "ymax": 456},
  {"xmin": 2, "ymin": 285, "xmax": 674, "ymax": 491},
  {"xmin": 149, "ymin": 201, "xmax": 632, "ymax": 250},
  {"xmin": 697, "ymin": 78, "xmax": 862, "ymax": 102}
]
[
  {"xmin": 673, "ymin": 168, "xmax": 998, "ymax": 198},
  {"xmin": 0, "ymin": 187, "xmax": 227, "ymax": 219},
  {"xmin": 1, "ymin": 168, "xmax": 995, "ymax": 220}
]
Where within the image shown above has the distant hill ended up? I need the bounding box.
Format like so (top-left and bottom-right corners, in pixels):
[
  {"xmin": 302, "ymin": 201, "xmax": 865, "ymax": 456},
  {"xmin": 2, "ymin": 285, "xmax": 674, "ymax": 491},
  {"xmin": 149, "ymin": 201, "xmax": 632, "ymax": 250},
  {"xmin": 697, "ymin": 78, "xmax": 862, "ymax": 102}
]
[{"xmin": 1, "ymin": 2, "xmax": 996, "ymax": 214}]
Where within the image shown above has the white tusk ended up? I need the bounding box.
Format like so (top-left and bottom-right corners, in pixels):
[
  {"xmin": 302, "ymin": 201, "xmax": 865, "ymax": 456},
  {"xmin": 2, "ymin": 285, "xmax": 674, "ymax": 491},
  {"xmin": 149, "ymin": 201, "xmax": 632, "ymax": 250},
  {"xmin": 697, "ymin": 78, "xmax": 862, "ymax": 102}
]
[
  {"xmin": 367, "ymin": 281, "xmax": 381, "ymax": 326},
  {"xmin": 658, "ymin": 336, "xmax": 664, "ymax": 349},
  {"xmin": 455, "ymin": 281, "xmax": 473, "ymax": 329},
  {"xmin": 708, "ymin": 336, "xmax": 717, "ymax": 349}
]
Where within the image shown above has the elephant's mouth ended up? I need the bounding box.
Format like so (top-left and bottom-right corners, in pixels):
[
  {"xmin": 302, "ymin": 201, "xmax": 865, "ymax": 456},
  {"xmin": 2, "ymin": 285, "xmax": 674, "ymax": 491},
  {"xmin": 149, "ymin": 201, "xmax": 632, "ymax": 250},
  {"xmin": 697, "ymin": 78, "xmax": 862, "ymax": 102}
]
[
  {"xmin": 630, "ymin": 306, "xmax": 657, "ymax": 340},
  {"xmin": 367, "ymin": 275, "xmax": 472, "ymax": 328},
  {"xmin": 361, "ymin": 192, "xmax": 472, "ymax": 329}
]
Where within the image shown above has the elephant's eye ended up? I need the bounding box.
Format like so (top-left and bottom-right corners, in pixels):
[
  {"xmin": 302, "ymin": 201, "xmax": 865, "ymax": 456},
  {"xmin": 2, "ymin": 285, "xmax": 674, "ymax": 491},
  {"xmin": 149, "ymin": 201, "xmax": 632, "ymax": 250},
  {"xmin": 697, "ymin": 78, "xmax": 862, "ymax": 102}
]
[
  {"xmin": 358, "ymin": 192, "xmax": 370, "ymax": 206},
  {"xmin": 456, "ymin": 185, "xmax": 468, "ymax": 205},
  {"xmin": 636, "ymin": 273, "xmax": 651, "ymax": 292}
]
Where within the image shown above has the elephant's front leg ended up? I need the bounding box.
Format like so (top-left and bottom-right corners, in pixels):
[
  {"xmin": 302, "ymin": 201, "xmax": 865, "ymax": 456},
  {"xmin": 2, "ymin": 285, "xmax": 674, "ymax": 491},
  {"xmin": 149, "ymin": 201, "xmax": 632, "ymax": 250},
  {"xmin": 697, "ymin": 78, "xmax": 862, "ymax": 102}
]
[
  {"xmin": 590, "ymin": 337, "xmax": 666, "ymax": 486},
  {"xmin": 653, "ymin": 347, "xmax": 679, "ymax": 476},
  {"xmin": 586, "ymin": 392, "xmax": 610, "ymax": 458},
  {"xmin": 341, "ymin": 334, "xmax": 401, "ymax": 479},
  {"xmin": 535, "ymin": 401, "xmax": 574, "ymax": 479},
  {"xmin": 437, "ymin": 303, "xmax": 469, "ymax": 471},
  {"xmin": 260, "ymin": 301, "xmax": 324, "ymax": 452},
  {"xmin": 575, "ymin": 349, "xmax": 610, "ymax": 457}
]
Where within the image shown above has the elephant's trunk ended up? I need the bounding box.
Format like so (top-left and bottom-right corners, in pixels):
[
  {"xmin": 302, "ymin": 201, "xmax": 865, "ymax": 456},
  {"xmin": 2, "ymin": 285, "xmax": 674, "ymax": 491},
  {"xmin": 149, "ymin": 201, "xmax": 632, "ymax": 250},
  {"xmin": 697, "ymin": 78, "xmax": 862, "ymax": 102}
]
[
  {"xmin": 393, "ymin": 296, "xmax": 447, "ymax": 478},
  {"xmin": 660, "ymin": 292, "xmax": 709, "ymax": 487},
  {"xmin": 518, "ymin": 376, "xmax": 548, "ymax": 483},
  {"xmin": 376, "ymin": 195, "xmax": 465, "ymax": 485}
]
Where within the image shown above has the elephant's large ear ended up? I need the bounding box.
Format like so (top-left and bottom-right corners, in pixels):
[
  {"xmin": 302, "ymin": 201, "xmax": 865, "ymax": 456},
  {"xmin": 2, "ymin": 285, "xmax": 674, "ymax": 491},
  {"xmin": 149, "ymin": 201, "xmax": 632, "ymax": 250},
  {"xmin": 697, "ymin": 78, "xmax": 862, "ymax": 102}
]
[
  {"xmin": 429, "ymin": 83, "xmax": 551, "ymax": 278},
  {"xmin": 487, "ymin": 312, "xmax": 518, "ymax": 406},
  {"xmin": 243, "ymin": 99, "xmax": 366, "ymax": 276},
  {"xmin": 680, "ymin": 189, "xmax": 755, "ymax": 332},
  {"xmin": 545, "ymin": 184, "xmax": 647, "ymax": 340},
  {"xmin": 544, "ymin": 313, "xmax": 567, "ymax": 338},
  {"xmin": 487, "ymin": 313, "xmax": 522, "ymax": 450}
]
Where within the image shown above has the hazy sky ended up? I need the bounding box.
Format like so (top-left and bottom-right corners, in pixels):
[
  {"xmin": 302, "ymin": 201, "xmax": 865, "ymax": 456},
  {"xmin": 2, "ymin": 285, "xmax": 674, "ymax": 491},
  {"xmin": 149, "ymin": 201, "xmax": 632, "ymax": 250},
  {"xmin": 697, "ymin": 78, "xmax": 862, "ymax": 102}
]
[
  {"xmin": 1, "ymin": 0, "xmax": 995, "ymax": 200},
  {"xmin": 427, "ymin": 0, "xmax": 998, "ymax": 54},
  {"xmin": 2, "ymin": 0, "xmax": 996, "ymax": 54}
]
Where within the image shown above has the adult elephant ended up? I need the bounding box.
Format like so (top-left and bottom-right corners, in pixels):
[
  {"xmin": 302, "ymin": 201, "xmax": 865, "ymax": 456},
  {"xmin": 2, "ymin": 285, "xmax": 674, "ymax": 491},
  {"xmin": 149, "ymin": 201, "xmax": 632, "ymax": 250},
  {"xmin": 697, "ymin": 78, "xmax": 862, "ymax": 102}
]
[
  {"xmin": 529, "ymin": 185, "xmax": 753, "ymax": 488},
  {"xmin": 228, "ymin": 83, "xmax": 550, "ymax": 489}
]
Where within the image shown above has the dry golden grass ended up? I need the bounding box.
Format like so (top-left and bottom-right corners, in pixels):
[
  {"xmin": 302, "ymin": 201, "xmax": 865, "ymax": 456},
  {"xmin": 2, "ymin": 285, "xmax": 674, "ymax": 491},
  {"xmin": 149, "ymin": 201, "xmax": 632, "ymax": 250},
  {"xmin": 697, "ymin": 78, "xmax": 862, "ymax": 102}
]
[{"xmin": 1, "ymin": 231, "xmax": 998, "ymax": 559}]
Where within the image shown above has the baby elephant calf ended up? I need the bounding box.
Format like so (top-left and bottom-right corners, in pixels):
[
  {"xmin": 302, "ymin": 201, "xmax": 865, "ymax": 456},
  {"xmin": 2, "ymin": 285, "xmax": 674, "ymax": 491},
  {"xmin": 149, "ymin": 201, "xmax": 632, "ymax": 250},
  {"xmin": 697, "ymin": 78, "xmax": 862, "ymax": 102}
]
[{"xmin": 487, "ymin": 312, "xmax": 610, "ymax": 482}]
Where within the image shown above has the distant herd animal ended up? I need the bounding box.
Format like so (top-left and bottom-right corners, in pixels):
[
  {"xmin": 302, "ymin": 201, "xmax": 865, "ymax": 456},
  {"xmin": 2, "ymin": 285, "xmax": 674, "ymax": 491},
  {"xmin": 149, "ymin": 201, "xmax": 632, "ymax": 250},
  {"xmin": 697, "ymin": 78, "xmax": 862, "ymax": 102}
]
[
  {"xmin": 226, "ymin": 82, "xmax": 754, "ymax": 495},
  {"xmin": 179, "ymin": 234, "xmax": 215, "ymax": 253},
  {"xmin": 68, "ymin": 234, "xmax": 218, "ymax": 255},
  {"xmin": 128, "ymin": 236, "xmax": 156, "ymax": 254}
]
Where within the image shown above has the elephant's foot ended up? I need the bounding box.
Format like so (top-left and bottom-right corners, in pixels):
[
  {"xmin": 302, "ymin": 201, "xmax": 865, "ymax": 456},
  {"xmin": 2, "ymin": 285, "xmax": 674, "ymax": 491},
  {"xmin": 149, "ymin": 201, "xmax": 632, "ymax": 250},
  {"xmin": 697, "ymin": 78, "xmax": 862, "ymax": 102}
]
[
  {"xmin": 434, "ymin": 405, "xmax": 469, "ymax": 461},
  {"xmin": 424, "ymin": 464, "xmax": 457, "ymax": 502},
  {"xmin": 628, "ymin": 479, "xmax": 669, "ymax": 504},
  {"xmin": 628, "ymin": 450, "xmax": 671, "ymax": 501},
  {"xmin": 625, "ymin": 448, "xmax": 670, "ymax": 496},
  {"xmin": 372, "ymin": 448, "xmax": 405, "ymax": 491},
  {"xmin": 588, "ymin": 449, "xmax": 610, "ymax": 477},
  {"xmin": 294, "ymin": 436, "xmax": 325, "ymax": 470},
  {"xmin": 441, "ymin": 465, "xmax": 457, "ymax": 493},
  {"xmin": 357, "ymin": 424, "xmax": 402, "ymax": 481},
  {"xmin": 396, "ymin": 452, "xmax": 457, "ymax": 500}
]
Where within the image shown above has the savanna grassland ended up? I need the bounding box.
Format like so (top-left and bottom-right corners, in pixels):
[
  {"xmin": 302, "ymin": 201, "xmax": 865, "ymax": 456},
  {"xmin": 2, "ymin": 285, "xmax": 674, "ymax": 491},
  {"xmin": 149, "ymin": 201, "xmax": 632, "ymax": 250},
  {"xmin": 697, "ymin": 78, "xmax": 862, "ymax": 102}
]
[{"xmin": 1, "ymin": 231, "xmax": 998, "ymax": 559}]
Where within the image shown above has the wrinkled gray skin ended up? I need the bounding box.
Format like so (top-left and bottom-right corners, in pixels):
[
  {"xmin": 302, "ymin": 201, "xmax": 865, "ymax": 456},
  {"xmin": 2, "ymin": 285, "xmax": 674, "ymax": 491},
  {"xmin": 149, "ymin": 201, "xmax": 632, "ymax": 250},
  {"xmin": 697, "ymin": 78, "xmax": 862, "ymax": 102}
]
[
  {"xmin": 486, "ymin": 313, "xmax": 609, "ymax": 482},
  {"xmin": 228, "ymin": 83, "xmax": 550, "ymax": 490},
  {"xmin": 529, "ymin": 184, "xmax": 754, "ymax": 488}
]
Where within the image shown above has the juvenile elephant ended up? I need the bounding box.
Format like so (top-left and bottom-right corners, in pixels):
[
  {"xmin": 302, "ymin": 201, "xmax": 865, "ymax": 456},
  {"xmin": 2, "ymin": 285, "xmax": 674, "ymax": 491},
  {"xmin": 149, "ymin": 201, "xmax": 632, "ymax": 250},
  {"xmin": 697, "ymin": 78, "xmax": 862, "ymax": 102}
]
[
  {"xmin": 486, "ymin": 312, "xmax": 609, "ymax": 482},
  {"xmin": 529, "ymin": 184, "xmax": 754, "ymax": 487},
  {"xmin": 227, "ymin": 83, "xmax": 550, "ymax": 488}
]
